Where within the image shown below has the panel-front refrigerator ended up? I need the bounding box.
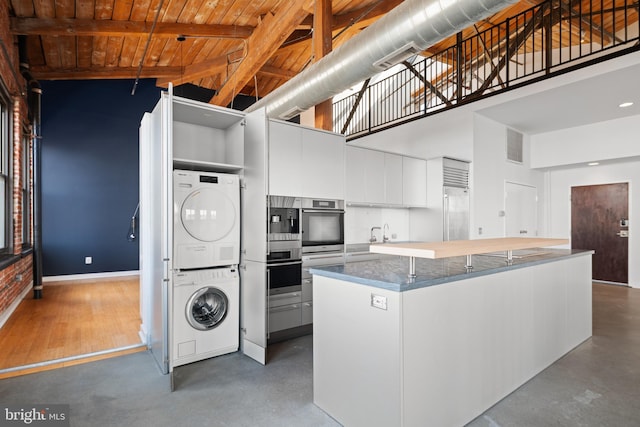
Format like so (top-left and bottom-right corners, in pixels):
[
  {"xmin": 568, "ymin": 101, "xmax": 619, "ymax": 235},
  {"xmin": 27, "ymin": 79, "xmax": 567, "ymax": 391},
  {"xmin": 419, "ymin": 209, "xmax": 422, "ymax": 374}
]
[{"xmin": 443, "ymin": 186, "xmax": 469, "ymax": 241}]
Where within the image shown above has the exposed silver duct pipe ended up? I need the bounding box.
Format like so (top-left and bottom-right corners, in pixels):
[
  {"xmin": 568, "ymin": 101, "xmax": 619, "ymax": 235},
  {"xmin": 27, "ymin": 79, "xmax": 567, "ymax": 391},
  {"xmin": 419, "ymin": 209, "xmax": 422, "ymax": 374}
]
[{"xmin": 245, "ymin": 0, "xmax": 518, "ymax": 119}]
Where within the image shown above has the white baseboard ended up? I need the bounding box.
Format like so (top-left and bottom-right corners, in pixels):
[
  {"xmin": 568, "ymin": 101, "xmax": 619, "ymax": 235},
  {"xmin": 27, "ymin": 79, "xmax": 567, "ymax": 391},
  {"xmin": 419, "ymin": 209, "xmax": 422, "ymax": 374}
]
[
  {"xmin": 138, "ymin": 323, "xmax": 149, "ymax": 347},
  {"xmin": 43, "ymin": 270, "xmax": 140, "ymax": 283},
  {"xmin": 0, "ymin": 281, "xmax": 33, "ymax": 329}
]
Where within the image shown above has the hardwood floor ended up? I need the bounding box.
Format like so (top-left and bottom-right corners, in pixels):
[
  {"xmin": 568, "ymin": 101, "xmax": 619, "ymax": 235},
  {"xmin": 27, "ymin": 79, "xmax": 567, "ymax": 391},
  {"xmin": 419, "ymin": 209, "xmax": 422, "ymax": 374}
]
[{"xmin": 0, "ymin": 276, "xmax": 144, "ymax": 378}]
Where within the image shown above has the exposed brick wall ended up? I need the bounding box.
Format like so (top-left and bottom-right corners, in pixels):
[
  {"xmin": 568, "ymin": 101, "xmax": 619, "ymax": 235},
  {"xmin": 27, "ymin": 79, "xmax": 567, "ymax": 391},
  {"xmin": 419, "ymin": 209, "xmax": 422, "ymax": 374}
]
[
  {"xmin": 0, "ymin": 254, "xmax": 33, "ymax": 314},
  {"xmin": 0, "ymin": 2, "xmax": 35, "ymax": 317}
]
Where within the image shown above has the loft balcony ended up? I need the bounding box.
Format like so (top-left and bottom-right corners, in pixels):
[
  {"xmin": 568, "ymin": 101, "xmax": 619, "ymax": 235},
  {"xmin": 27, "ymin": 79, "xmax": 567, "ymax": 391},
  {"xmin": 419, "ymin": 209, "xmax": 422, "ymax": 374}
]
[{"xmin": 333, "ymin": 0, "xmax": 640, "ymax": 139}]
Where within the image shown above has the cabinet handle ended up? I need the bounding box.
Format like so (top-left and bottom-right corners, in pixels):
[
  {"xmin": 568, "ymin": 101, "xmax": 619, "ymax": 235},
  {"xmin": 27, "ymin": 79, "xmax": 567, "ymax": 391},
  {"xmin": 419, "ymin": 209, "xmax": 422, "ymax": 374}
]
[
  {"xmin": 303, "ymin": 302, "xmax": 312, "ymax": 307},
  {"xmin": 269, "ymin": 292, "xmax": 301, "ymax": 300},
  {"xmin": 270, "ymin": 304, "xmax": 300, "ymax": 313}
]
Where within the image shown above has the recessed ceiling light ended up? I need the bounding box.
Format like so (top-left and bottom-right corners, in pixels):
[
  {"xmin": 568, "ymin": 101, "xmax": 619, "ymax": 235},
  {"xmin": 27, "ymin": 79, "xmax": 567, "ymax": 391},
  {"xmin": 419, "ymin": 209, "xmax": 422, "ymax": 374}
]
[
  {"xmin": 619, "ymin": 102, "xmax": 633, "ymax": 108},
  {"xmin": 588, "ymin": 162, "xmax": 599, "ymax": 166}
]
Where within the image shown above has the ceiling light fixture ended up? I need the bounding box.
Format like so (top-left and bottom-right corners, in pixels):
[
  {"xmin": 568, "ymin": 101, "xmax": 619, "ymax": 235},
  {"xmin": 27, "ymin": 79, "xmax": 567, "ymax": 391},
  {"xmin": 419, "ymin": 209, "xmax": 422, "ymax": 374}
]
[
  {"xmin": 619, "ymin": 101, "xmax": 634, "ymax": 108},
  {"xmin": 588, "ymin": 162, "xmax": 599, "ymax": 166}
]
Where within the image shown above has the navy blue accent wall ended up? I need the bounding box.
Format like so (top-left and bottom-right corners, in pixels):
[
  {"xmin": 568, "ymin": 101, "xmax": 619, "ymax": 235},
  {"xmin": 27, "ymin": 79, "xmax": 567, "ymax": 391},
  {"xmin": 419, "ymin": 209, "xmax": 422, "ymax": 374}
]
[{"xmin": 40, "ymin": 79, "xmax": 162, "ymax": 276}]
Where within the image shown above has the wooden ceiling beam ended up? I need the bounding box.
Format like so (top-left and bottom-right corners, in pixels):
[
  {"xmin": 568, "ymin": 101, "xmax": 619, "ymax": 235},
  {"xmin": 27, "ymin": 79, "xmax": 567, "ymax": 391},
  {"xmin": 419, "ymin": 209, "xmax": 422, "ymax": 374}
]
[
  {"xmin": 10, "ymin": 17, "xmax": 253, "ymax": 39},
  {"xmin": 314, "ymin": 0, "xmax": 333, "ymax": 131},
  {"xmin": 258, "ymin": 65, "xmax": 297, "ymax": 79},
  {"xmin": 29, "ymin": 66, "xmax": 183, "ymax": 80},
  {"xmin": 155, "ymin": 55, "xmax": 228, "ymax": 87},
  {"xmin": 210, "ymin": 0, "xmax": 313, "ymax": 107},
  {"xmin": 283, "ymin": 0, "xmax": 404, "ymax": 52},
  {"xmin": 332, "ymin": 0, "xmax": 403, "ymax": 31}
]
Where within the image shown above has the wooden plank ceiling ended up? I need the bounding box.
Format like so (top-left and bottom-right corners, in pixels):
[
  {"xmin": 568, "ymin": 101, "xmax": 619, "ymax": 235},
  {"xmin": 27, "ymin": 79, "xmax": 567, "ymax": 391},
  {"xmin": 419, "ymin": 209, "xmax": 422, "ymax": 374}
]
[{"xmin": 8, "ymin": 0, "xmax": 633, "ymax": 107}]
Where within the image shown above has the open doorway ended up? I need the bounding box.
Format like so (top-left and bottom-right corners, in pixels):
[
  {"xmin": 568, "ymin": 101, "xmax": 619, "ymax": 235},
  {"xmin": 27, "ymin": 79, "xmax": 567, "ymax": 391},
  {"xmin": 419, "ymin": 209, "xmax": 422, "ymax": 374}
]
[
  {"xmin": 0, "ymin": 276, "xmax": 143, "ymax": 378},
  {"xmin": 571, "ymin": 183, "xmax": 629, "ymax": 285}
]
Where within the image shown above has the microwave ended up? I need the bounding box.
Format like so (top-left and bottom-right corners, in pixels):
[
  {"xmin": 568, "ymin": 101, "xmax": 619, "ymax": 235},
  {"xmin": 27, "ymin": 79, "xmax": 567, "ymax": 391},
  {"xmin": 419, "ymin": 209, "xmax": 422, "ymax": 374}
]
[{"xmin": 301, "ymin": 198, "xmax": 344, "ymax": 253}]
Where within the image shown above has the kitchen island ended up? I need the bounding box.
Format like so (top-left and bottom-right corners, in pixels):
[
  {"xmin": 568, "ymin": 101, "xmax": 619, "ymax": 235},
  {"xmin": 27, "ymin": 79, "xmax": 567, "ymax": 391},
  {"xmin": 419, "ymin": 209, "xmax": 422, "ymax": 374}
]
[{"xmin": 310, "ymin": 244, "xmax": 593, "ymax": 427}]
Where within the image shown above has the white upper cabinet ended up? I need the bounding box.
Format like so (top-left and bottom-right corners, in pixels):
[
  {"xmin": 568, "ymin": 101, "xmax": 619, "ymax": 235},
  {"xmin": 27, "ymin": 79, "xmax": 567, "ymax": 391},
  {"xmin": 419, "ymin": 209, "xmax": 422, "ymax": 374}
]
[
  {"xmin": 268, "ymin": 119, "xmax": 345, "ymax": 200},
  {"xmin": 403, "ymin": 156, "xmax": 427, "ymax": 207},
  {"xmin": 346, "ymin": 146, "xmax": 384, "ymax": 204},
  {"xmin": 345, "ymin": 146, "xmax": 367, "ymax": 203},
  {"xmin": 268, "ymin": 120, "xmax": 303, "ymax": 197},
  {"xmin": 301, "ymin": 128, "xmax": 345, "ymax": 199},
  {"xmin": 384, "ymin": 153, "xmax": 403, "ymax": 205},
  {"xmin": 345, "ymin": 145, "xmax": 427, "ymax": 207}
]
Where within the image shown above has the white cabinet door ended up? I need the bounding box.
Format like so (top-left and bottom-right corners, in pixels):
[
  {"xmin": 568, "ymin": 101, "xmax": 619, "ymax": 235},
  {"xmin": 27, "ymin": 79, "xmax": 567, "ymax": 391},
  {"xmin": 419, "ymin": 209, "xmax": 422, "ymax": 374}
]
[
  {"xmin": 403, "ymin": 156, "xmax": 427, "ymax": 207},
  {"xmin": 384, "ymin": 153, "xmax": 403, "ymax": 205},
  {"xmin": 240, "ymin": 260, "xmax": 267, "ymax": 364},
  {"xmin": 346, "ymin": 146, "xmax": 384, "ymax": 204},
  {"xmin": 346, "ymin": 146, "xmax": 367, "ymax": 203},
  {"xmin": 345, "ymin": 147, "xmax": 385, "ymax": 204},
  {"xmin": 365, "ymin": 149, "xmax": 386, "ymax": 204},
  {"xmin": 302, "ymin": 128, "xmax": 345, "ymax": 199},
  {"xmin": 268, "ymin": 120, "xmax": 303, "ymax": 196}
]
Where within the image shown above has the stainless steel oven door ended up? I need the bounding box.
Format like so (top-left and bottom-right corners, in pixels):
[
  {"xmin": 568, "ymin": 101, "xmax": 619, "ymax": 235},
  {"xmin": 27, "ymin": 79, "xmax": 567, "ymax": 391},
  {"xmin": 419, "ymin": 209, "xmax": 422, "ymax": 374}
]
[
  {"xmin": 267, "ymin": 260, "xmax": 302, "ymax": 295},
  {"xmin": 301, "ymin": 209, "xmax": 344, "ymax": 253}
]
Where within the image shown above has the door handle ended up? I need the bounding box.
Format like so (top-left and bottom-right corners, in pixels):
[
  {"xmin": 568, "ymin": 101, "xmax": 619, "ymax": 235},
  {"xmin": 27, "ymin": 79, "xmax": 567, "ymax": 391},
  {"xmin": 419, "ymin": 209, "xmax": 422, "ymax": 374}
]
[{"xmin": 616, "ymin": 230, "xmax": 629, "ymax": 237}]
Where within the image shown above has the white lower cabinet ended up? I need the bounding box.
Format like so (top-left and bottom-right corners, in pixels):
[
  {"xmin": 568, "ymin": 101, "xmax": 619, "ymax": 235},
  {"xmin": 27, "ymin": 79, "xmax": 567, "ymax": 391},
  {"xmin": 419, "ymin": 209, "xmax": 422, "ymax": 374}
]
[
  {"xmin": 268, "ymin": 291, "xmax": 302, "ymax": 333},
  {"xmin": 302, "ymin": 302, "xmax": 313, "ymax": 325},
  {"xmin": 269, "ymin": 303, "xmax": 302, "ymax": 333},
  {"xmin": 301, "ymin": 278, "xmax": 313, "ymax": 325}
]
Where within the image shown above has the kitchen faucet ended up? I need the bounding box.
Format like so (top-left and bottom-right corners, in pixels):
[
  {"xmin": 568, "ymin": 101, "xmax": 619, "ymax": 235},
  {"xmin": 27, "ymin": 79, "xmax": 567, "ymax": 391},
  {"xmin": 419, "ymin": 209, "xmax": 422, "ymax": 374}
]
[
  {"xmin": 383, "ymin": 223, "xmax": 390, "ymax": 243},
  {"xmin": 370, "ymin": 226, "xmax": 381, "ymax": 243}
]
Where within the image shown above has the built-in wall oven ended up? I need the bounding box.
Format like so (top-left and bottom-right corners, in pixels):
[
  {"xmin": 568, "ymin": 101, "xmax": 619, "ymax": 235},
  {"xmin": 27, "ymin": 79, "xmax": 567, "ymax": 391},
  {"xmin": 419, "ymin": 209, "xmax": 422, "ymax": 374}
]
[
  {"xmin": 266, "ymin": 196, "xmax": 304, "ymax": 335},
  {"xmin": 301, "ymin": 198, "xmax": 345, "ymax": 254}
]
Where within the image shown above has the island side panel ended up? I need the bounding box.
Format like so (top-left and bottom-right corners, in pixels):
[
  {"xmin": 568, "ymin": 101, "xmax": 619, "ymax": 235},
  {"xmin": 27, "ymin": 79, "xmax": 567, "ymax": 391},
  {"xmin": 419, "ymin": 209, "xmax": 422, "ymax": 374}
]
[
  {"xmin": 313, "ymin": 276, "xmax": 402, "ymax": 427},
  {"xmin": 565, "ymin": 255, "xmax": 593, "ymax": 351},
  {"xmin": 401, "ymin": 253, "xmax": 593, "ymax": 426}
]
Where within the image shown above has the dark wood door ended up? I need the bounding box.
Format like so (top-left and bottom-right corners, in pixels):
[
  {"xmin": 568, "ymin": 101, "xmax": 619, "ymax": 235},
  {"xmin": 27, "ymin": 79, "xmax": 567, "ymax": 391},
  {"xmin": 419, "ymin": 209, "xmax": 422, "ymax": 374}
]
[{"xmin": 571, "ymin": 183, "xmax": 629, "ymax": 284}]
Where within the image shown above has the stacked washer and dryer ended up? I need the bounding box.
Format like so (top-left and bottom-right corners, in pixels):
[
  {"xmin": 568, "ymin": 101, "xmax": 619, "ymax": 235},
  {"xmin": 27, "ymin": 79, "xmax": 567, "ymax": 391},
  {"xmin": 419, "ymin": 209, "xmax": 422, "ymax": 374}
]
[{"xmin": 171, "ymin": 169, "xmax": 240, "ymax": 368}]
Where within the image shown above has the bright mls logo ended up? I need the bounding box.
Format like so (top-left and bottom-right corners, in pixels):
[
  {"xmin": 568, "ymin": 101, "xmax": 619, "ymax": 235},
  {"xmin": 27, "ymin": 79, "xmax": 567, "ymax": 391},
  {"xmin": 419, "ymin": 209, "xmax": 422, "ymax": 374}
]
[{"xmin": 1, "ymin": 405, "xmax": 69, "ymax": 427}]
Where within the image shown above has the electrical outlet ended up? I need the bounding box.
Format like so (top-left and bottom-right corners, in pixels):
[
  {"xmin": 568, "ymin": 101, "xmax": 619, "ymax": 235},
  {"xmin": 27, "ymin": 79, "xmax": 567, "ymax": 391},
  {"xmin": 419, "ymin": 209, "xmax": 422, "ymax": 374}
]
[
  {"xmin": 371, "ymin": 294, "xmax": 387, "ymax": 310},
  {"xmin": 85, "ymin": 256, "xmax": 92, "ymax": 265}
]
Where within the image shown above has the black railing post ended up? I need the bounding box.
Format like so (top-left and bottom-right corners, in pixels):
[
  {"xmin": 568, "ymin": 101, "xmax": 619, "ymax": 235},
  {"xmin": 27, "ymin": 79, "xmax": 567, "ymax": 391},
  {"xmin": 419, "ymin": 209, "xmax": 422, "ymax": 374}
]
[
  {"xmin": 368, "ymin": 84, "xmax": 372, "ymax": 134},
  {"xmin": 545, "ymin": 3, "xmax": 552, "ymax": 75},
  {"xmin": 505, "ymin": 17, "xmax": 510, "ymax": 88},
  {"xmin": 456, "ymin": 31, "xmax": 463, "ymax": 103}
]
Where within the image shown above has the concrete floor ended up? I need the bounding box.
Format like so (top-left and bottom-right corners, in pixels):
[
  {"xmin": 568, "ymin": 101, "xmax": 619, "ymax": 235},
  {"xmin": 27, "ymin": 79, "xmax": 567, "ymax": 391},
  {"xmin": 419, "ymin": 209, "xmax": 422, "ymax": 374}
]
[{"xmin": 0, "ymin": 283, "xmax": 638, "ymax": 426}]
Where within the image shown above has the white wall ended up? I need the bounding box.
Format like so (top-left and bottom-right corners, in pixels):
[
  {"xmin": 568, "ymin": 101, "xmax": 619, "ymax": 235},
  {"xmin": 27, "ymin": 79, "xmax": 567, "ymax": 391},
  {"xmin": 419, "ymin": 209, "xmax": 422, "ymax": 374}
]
[
  {"xmin": 353, "ymin": 103, "xmax": 476, "ymax": 242},
  {"xmin": 350, "ymin": 57, "xmax": 639, "ymax": 288},
  {"xmin": 544, "ymin": 162, "xmax": 639, "ymax": 288},
  {"xmin": 473, "ymin": 115, "xmax": 546, "ymax": 239},
  {"xmin": 352, "ymin": 105, "xmax": 474, "ymax": 160},
  {"xmin": 531, "ymin": 116, "xmax": 640, "ymax": 289},
  {"xmin": 531, "ymin": 115, "xmax": 640, "ymax": 168}
]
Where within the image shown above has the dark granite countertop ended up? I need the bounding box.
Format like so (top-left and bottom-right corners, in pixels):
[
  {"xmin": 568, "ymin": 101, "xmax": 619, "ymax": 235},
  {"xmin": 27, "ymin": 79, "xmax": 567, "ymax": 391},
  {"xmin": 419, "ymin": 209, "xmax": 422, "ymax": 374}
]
[{"xmin": 309, "ymin": 248, "xmax": 593, "ymax": 292}]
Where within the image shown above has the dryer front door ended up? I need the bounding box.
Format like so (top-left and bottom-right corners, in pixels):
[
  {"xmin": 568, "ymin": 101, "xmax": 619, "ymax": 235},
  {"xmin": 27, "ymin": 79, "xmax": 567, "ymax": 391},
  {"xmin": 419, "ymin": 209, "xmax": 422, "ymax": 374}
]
[
  {"xmin": 187, "ymin": 287, "xmax": 229, "ymax": 331},
  {"xmin": 181, "ymin": 188, "xmax": 236, "ymax": 242}
]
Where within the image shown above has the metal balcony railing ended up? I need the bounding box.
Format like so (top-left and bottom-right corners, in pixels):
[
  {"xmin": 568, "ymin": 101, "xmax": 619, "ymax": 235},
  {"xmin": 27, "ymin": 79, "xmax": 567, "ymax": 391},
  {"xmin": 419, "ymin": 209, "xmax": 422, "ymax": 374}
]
[{"xmin": 334, "ymin": 0, "xmax": 640, "ymax": 139}]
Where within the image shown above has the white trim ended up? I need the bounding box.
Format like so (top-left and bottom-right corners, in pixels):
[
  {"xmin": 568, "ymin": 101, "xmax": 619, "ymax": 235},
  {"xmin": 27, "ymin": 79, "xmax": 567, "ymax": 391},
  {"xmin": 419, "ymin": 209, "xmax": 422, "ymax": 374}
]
[
  {"xmin": 0, "ymin": 343, "xmax": 146, "ymax": 375},
  {"xmin": 43, "ymin": 270, "xmax": 140, "ymax": 283},
  {"xmin": 0, "ymin": 281, "xmax": 32, "ymax": 329}
]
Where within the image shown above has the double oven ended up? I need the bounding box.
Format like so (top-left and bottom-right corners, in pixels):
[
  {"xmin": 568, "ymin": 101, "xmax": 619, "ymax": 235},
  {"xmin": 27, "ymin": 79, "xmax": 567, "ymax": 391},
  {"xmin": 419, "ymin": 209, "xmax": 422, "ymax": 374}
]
[{"xmin": 266, "ymin": 196, "xmax": 344, "ymax": 337}]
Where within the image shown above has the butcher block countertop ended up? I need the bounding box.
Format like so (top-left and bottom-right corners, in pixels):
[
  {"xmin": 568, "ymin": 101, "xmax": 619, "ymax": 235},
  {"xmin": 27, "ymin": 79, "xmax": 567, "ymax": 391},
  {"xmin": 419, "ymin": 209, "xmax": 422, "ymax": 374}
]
[{"xmin": 369, "ymin": 237, "xmax": 569, "ymax": 259}]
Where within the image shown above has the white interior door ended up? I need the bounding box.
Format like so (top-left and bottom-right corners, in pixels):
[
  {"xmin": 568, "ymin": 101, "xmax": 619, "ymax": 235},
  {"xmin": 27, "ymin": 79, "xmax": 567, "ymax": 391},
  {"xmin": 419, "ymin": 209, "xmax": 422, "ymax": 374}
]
[{"xmin": 504, "ymin": 182, "xmax": 538, "ymax": 237}]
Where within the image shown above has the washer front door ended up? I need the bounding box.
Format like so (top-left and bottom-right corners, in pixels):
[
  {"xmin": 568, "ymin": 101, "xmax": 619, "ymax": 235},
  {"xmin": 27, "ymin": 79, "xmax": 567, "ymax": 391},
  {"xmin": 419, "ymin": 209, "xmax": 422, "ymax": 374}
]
[
  {"xmin": 187, "ymin": 287, "xmax": 229, "ymax": 331},
  {"xmin": 181, "ymin": 188, "xmax": 236, "ymax": 242}
]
